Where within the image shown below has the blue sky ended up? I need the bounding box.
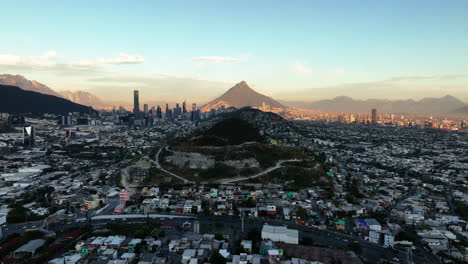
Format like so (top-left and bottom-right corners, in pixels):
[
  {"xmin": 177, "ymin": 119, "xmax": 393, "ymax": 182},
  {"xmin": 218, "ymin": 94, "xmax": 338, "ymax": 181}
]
[{"xmin": 1, "ymin": 0, "xmax": 468, "ymax": 103}]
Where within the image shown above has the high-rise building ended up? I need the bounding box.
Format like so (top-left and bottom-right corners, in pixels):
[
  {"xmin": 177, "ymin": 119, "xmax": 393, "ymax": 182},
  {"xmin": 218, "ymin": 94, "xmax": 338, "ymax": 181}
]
[
  {"xmin": 371, "ymin": 108, "xmax": 377, "ymax": 125},
  {"xmin": 182, "ymin": 101, "xmax": 187, "ymax": 114},
  {"xmin": 192, "ymin": 103, "xmax": 197, "ymax": 112},
  {"xmin": 133, "ymin": 90, "xmax": 140, "ymax": 114},
  {"xmin": 119, "ymin": 106, "xmax": 126, "ymax": 114},
  {"xmin": 23, "ymin": 126, "xmax": 35, "ymax": 147},
  {"xmin": 337, "ymin": 115, "xmax": 344, "ymax": 123},
  {"xmin": 174, "ymin": 103, "xmax": 181, "ymax": 118},
  {"xmin": 165, "ymin": 104, "xmax": 173, "ymax": 120},
  {"xmin": 144, "ymin": 104, "xmax": 149, "ymax": 114},
  {"xmin": 59, "ymin": 115, "xmax": 72, "ymax": 126},
  {"xmin": 156, "ymin": 105, "xmax": 162, "ymax": 119}
]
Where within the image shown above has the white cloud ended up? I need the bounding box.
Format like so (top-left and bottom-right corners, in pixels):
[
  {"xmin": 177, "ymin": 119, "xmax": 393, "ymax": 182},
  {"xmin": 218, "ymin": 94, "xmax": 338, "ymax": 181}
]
[
  {"xmin": 0, "ymin": 51, "xmax": 144, "ymax": 73},
  {"xmin": 293, "ymin": 61, "xmax": 312, "ymax": 74},
  {"xmin": 192, "ymin": 55, "xmax": 249, "ymax": 63},
  {"xmin": 73, "ymin": 53, "xmax": 144, "ymax": 67},
  {"xmin": 0, "ymin": 50, "xmax": 58, "ymax": 67},
  {"xmin": 386, "ymin": 74, "xmax": 468, "ymax": 82}
]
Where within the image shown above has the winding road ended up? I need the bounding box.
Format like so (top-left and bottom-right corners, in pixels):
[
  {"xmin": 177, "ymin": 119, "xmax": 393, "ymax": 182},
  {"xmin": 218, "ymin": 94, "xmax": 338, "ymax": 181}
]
[
  {"xmin": 153, "ymin": 146, "xmax": 194, "ymax": 184},
  {"xmin": 153, "ymin": 146, "xmax": 302, "ymax": 185},
  {"xmin": 218, "ymin": 159, "xmax": 302, "ymax": 184}
]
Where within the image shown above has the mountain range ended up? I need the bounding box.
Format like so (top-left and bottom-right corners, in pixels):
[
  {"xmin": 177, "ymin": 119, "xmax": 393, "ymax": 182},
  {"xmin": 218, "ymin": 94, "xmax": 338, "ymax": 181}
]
[
  {"xmin": 60, "ymin": 90, "xmax": 106, "ymax": 108},
  {"xmin": 0, "ymin": 74, "xmax": 62, "ymax": 97},
  {"xmin": 0, "ymin": 74, "xmax": 106, "ymax": 108},
  {"xmin": 1, "ymin": 74, "xmax": 467, "ymax": 116},
  {"xmin": 201, "ymin": 81, "xmax": 287, "ymax": 112},
  {"xmin": 0, "ymin": 85, "xmax": 95, "ymax": 114},
  {"xmin": 307, "ymin": 95, "xmax": 468, "ymax": 116}
]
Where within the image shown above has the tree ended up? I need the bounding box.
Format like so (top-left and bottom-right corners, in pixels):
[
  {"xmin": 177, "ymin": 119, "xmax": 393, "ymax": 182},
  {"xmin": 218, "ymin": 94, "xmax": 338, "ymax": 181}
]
[
  {"xmin": 296, "ymin": 207, "xmax": 308, "ymax": 220},
  {"xmin": 348, "ymin": 241, "xmax": 362, "ymax": 254},
  {"xmin": 214, "ymin": 233, "xmax": 224, "ymax": 241},
  {"xmin": 209, "ymin": 252, "xmax": 227, "ymax": 264}
]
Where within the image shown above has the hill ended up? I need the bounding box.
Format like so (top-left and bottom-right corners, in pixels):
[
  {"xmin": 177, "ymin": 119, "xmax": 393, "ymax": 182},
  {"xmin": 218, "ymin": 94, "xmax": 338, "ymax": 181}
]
[
  {"xmin": 0, "ymin": 74, "xmax": 106, "ymax": 108},
  {"xmin": 0, "ymin": 74, "xmax": 62, "ymax": 97},
  {"xmin": 452, "ymin": 105, "xmax": 468, "ymax": 116},
  {"xmin": 309, "ymin": 95, "xmax": 467, "ymax": 115},
  {"xmin": 60, "ymin": 90, "xmax": 106, "ymax": 108},
  {"xmin": 202, "ymin": 81, "xmax": 287, "ymax": 112},
  {"xmin": 0, "ymin": 85, "xmax": 95, "ymax": 114},
  {"xmin": 155, "ymin": 112, "xmax": 325, "ymax": 186}
]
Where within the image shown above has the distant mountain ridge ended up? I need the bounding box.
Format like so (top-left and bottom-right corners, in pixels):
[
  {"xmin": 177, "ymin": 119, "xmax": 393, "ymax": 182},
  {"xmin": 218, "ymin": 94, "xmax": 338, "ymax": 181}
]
[
  {"xmin": 202, "ymin": 81, "xmax": 287, "ymax": 112},
  {"xmin": 0, "ymin": 74, "xmax": 105, "ymax": 108},
  {"xmin": 0, "ymin": 74, "xmax": 62, "ymax": 97},
  {"xmin": 0, "ymin": 84, "xmax": 95, "ymax": 114},
  {"xmin": 308, "ymin": 95, "xmax": 467, "ymax": 116},
  {"xmin": 60, "ymin": 90, "xmax": 106, "ymax": 108}
]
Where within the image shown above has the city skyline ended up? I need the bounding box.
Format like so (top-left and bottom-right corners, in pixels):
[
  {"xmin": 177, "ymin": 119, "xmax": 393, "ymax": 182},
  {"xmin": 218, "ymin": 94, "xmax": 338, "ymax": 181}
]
[{"xmin": 1, "ymin": 1, "xmax": 468, "ymax": 103}]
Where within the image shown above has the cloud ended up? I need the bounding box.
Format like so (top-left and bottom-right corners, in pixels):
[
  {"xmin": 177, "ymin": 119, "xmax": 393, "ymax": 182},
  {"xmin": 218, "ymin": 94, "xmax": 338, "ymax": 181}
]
[
  {"xmin": 192, "ymin": 55, "xmax": 248, "ymax": 63},
  {"xmin": 73, "ymin": 53, "xmax": 144, "ymax": 67},
  {"xmin": 293, "ymin": 61, "xmax": 312, "ymax": 74},
  {"xmin": 386, "ymin": 74, "xmax": 468, "ymax": 82},
  {"xmin": 0, "ymin": 51, "xmax": 144, "ymax": 74},
  {"xmin": 0, "ymin": 50, "xmax": 58, "ymax": 67}
]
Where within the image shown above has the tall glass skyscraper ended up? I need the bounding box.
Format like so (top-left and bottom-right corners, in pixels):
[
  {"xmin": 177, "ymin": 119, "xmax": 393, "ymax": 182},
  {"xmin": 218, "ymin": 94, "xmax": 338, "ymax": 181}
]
[{"xmin": 133, "ymin": 90, "xmax": 140, "ymax": 114}]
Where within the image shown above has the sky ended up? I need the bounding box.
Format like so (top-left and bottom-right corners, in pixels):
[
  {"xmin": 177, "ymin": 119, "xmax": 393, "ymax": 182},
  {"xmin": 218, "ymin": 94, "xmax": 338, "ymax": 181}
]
[{"xmin": 1, "ymin": 0, "xmax": 468, "ymax": 104}]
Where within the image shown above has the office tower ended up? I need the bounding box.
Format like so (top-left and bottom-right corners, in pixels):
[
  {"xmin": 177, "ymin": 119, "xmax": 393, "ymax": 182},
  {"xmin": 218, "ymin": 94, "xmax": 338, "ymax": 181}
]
[
  {"xmin": 166, "ymin": 109, "xmax": 173, "ymax": 120},
  {"xmin": 8, "ymin": 115, "xmax": 25, "ymax": 126},
  {"xmin": 59, "ymin": 115, "xmax": 72, "ymax": 126},
  {"xmin": 337, "ymin": 115, "xmax": 344, "ymax": 123},
  {"xmin": 144, "ymin": 104, "xmax": 149, "ymax": 115},
  {"xmin": 182, "ymin": 101, "xmax": 187, "ymax": 114},
  {"xmin": 191, "ymin": 103, "xmax": 200, "ymax": 122},
  {"xmin": 156, "ymin": 105, "xmax": 162, "ymax": 119},
  {"xmin": 133, "ymin": 90, "xmax": 140, "ymax": 114},
  {"xmin": 175, "ymin": 103, "xmax": 181, "ymax": 118},
  {"xmin": 165, "ymin": 104, "xmax": 173, "ymax": 120},
  {"xmin": 119, "ymin": 106, "xmax": 126, "ymax": 114},
  {"xmin": 371, "ymin": 108, "xmax": 377, "ymax": 125},
  {"xmin": 23, "ymin": 126, "xmax": 35, "ymax": 147}
]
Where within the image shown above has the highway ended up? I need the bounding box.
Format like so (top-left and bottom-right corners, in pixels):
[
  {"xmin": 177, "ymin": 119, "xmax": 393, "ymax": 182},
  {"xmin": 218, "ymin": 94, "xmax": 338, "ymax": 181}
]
[{"xmin": 1, "ymin": 213, "xmax": 438, "ymax": 264}]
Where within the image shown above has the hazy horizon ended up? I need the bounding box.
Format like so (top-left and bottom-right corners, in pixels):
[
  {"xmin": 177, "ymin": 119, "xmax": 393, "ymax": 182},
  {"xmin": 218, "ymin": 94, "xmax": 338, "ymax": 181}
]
[{"xmin": 1, "ymin": 0, "xmax": 468, "ymax": 103}]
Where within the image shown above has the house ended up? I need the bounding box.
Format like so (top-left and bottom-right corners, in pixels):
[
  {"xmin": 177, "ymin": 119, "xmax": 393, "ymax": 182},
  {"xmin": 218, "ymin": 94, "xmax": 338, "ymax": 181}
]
[
  {"xmin": 241, "ymin": 240, "xmax": 252, "ymax": 253},
  {"xmin": 335, "ymin": 220, "xmax": 346, "ymax": 231},
  {"xmin": 368, "ymin": 231, "xmax": 380, "ymax": 244},
  {"xmin": 261, "ymin": 224, "xmax": 299, "ymax": 244},
  {"xmin": 364, "ymin": 219, "xmax": 381, "ymax": 231},
  {"xmin": 121, "ymin": 252, "xmax": 136, "ymax": 262},
  {"xmin": 384, "ymin": 233, "xmax": 395, "ymax": 248}
]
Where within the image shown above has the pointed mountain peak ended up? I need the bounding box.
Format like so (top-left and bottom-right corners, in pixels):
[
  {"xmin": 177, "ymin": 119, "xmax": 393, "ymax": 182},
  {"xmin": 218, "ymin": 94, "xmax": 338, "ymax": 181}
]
[
  {"xmin": 202, "ymin": 80, "xmax": 287, "ymax": 112},
  {"xmin": 442, "ymin": 94, "xmax": 457, "ymax": 100},
  {"xmin": 229, "ymin": 80, "xmax": 253, "ymax": 91}
]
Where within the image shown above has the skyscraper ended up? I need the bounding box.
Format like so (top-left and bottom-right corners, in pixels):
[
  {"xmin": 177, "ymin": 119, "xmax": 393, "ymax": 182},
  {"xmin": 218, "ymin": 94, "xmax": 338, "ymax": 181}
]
[
  {"xmin": 371, "ymin": 108, "xmax": 377, "ymax": 125},
  {"xmin": 182, "ymin": 100, "xmax": 187, "ymax": 114},
  {"xmin": 156, "ymin": 105, "xmax": 162, "ymax": 119},
  {"xmin": 23, "ymin": 126, "xmax": 35, "ymax": 147},
  {"xmin": 133, "ymin": 90, "xmax": 140, "ymax": 114},
  {"xmin": 144, "ymin": 104, "xmax": 149, "ymax": 114},
  {"xmin": 165, "ymin": 104, "xmax": 172, "ymax": 120}
]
